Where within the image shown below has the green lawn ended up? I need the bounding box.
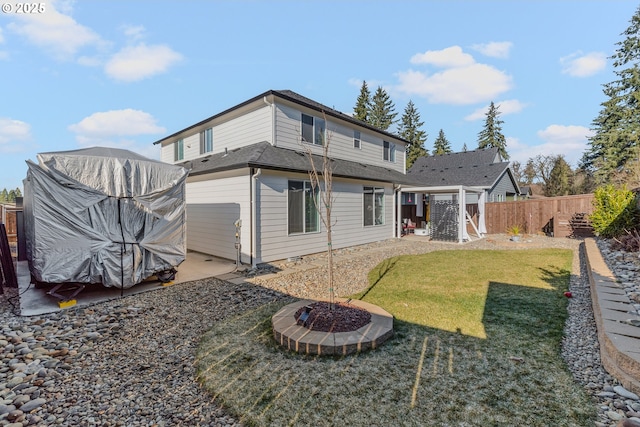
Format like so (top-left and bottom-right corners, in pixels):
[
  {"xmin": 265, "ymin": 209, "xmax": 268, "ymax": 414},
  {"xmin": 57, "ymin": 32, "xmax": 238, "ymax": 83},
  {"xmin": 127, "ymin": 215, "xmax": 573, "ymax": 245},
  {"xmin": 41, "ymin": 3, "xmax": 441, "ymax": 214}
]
[{"xmin": 196, "ymin": 248, "xmax": 595, "ymax": 427}]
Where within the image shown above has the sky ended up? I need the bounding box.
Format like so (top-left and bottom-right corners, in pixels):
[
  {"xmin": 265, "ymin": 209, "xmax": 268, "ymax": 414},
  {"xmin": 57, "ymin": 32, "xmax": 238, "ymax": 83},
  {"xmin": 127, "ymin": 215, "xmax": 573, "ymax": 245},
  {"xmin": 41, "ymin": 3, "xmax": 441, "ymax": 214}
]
[{"xmin": 1, "ymin": 0, "xmax": 639, "ymax": 191}]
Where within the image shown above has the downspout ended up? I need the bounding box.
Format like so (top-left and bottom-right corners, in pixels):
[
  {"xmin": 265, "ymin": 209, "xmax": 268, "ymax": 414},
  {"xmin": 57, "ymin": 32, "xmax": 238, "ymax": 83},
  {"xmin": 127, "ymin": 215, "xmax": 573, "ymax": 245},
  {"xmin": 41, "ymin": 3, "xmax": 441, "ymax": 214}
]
[
  {"xmin": 263, "ymin": 96, "xmax": 276, "ymax": 146},
  {"xmin": 251, "ymin": 167, "xmax": 262, "ymax": 267}
]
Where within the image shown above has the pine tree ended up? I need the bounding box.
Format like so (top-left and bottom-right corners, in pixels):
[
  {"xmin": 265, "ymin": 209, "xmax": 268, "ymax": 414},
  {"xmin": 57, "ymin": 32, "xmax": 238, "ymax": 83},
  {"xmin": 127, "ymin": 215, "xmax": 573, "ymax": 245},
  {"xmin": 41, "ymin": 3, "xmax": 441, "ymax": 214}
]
[
  {"xmin": 398, "ymin": 100, "xmax": 428, "ymax": 168},
  {"xmin": 369, "ymin": 86, "xmax": 397, "ymax": 131},
  {"xmin": 583, "ymin": 6, "xmax": 640, "ymax": 186},
  {"xmin": 523, "ymin": 159, "xmax": 537, "ymax": 184},
  {"xmin": 14, "ymin": 188, "xmax": 21, "ymax": 198},
  {"xmin": 477, "ymin": 101, "xmax": 509, "ymax": 160},
  {"xmin": 353, "ymin": 81, "xmax": 371, "ymax": 123},
  {"xmin": 462, "ymin": 143, "xmax": 468, "ymax": 152},
  {"xmin": 433, "ymin": 129, "xmax": 452, "ymax": 155},
  {"xmin": 8, "ymin": 190, "xmax": 16, "ymax": 202},
  {"xmin": 545, "ymin": 155, "xmax": 573, "ymax": 196},
  {"xmin": 0, "ymin": 189, "xmax": 8, "ymax": 202}
]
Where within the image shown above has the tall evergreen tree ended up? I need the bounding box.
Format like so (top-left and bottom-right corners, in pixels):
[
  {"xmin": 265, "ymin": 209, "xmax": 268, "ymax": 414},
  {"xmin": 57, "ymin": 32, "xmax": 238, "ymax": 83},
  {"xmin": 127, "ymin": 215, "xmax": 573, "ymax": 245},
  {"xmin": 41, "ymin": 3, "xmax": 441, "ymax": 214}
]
[
  {"xmin": 353, "ymin": 81, "xmax": 371, "ymax": 123},
  {"xmin": 545, "ymin": 155, "xmax": 573, "ymax": 196},
  {"xmin": 369, "ymin": 86, "xmax": 397, "ymax": 131},
  {"xmin": 523, "ymin": 159, "xmax": 537, "ymax": 184},
  {"xmin": 582, "ymin": 6, "xmax": 640, "ymax": 186},
  {"xmin": 477, "ymin": 101, "xmax": 509, "ymax": 160},
  {"xmin": 0, "ymin": 189, "xmax": 8, "ymax": 202},
  {"xmin": 398, "ymin": 100, "xmax": 428, "ymax": 168},
  {"xmin": 433, "ymin": 129, "xmax": 452, "ymax": 155},
  {"xmin": 462, "ymin": 143, "xmax": 468, "ymax": 152}
]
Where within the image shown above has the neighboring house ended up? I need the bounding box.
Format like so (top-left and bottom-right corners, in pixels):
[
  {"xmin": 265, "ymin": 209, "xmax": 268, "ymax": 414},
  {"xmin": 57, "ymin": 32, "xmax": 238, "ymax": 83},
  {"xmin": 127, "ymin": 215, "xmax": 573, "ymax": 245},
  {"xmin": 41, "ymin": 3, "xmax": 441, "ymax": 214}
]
[
  {"xmin": 400, "ymin": 148, "xmax": 521, "ymax": 242},
  {"xmin": 406, "ymin": 147, "xmax": 520, "ymax": 203},
  {"xmin": 519, "ymin": 186, "xmax": 533, "ymax": 199},
  {"xmin": 153, "ymin": 89, "xmax": 410, "ymax": 266}
]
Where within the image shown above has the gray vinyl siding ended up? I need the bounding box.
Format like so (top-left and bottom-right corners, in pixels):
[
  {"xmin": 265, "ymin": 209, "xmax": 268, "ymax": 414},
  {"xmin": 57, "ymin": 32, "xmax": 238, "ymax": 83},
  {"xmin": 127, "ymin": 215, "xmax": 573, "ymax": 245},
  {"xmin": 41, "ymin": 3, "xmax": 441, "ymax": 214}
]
[
  {"xmin": 488, "ymin": 172, "xmax": 518, "ymax": 202},
  {"xmin": 273, "ymin": 103, "xmax": 406, "ymax": 174},
  {"xmin": 184, "ymin": 170, "xmax": 251, "ymax": 263},
  {"xmin": 160, "ymin": 106, "xmax": 272, "ymax": 163},
  {"xmin": 256, "ymin": 170, "xmax": 394, "ymax": 263}
]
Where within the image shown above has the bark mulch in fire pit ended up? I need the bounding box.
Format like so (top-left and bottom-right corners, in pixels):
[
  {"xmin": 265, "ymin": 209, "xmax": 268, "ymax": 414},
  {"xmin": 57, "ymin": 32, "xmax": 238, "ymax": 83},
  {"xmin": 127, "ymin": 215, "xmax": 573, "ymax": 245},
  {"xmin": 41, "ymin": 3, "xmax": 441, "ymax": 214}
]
[{"xmin": 294, "ymin": 301, "xmax": 371, "ymax": 333}]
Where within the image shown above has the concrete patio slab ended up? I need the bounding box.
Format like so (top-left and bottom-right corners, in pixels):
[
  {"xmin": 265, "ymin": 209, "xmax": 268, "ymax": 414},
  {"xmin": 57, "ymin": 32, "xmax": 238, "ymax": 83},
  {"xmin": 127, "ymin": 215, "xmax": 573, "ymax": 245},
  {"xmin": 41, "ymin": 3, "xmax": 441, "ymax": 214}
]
[{"xmin": 16, "ymin": 251, "xmax": 236, "ymax": 316}]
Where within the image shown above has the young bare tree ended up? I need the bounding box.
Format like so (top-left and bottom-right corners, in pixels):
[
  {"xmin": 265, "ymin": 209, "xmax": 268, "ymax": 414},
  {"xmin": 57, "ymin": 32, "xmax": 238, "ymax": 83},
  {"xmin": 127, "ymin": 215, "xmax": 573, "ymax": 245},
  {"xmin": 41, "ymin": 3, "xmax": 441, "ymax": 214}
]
[{"xmin": 301, "ymin": 112, "xmax": 337, "ymax": 309}]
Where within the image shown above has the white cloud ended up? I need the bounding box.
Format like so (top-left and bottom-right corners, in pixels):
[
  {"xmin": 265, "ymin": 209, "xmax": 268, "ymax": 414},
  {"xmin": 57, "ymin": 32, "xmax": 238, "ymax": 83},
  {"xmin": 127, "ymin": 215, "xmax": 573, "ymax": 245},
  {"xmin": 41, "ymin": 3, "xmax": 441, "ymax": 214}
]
[
  {"xmin": 509, "ymin": 124, "xmax": 593, "ymax": 167},
  {"xmin": 410, "ymin": 46, "xmax": 475, "ymax": 68},
  {"xmin": 7, "ymin": 1, "xmax": 104, "ymax": 61},
  {"xmin": 465, "ymin": 99, "xmax": 527, "ymax": 121},
  {"xmin": 396, "ymin": 64, "xmax": 513, "ymax": 105},
  {"xmin": 397, "ymin": 46, "xmax": 513, "ymax": 105},
  {"xmin": 0, "ymin": 118, "xmax": 32, "ymax": 152},
  {"xmin": 68, "ymin": 109, "xmax": 165, "ymax": 159},
  {"xmin": 470, "ymin": 42, "xmax": 513, "ymax": 59},
  {"xmin": 560, "ymin": 51, "xmax": 607, "ymax": 77},
  {"xmin": 69, "ymin": 109, "xmax": 165, "ymax": 138},
  {"xmin": 121, "ymin": 24, "xmax": 146, "ymax": 41},
  {"xmin": 105, "ymin": 43, "xmax": 182, "ymax": 82},
  {"xmin": 0, "ymin": 26, "xmax": 4, "ymax": 43}
]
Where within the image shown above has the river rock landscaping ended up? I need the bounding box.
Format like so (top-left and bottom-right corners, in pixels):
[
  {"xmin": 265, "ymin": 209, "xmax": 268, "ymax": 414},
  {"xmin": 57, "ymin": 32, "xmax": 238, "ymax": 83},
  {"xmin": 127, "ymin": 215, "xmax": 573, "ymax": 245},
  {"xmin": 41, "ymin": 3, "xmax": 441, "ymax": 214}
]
[{"xmin": 0, "ymin": 234, "xmax": 636, "ymax": 426}]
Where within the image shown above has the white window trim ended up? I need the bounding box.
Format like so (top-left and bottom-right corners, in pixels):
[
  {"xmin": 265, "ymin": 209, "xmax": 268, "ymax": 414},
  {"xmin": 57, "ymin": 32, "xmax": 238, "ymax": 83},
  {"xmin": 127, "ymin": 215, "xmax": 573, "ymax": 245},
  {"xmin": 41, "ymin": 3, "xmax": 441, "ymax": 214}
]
[
  {"xmin": 174, "ymin": 139, "xmax": 184, "ymax": 161},
  {"xmin": 200, "ymin": 128, "xmax": 213, "ymax": 154},
  {"xmin": 287, "ymin": 180, "xmax": 320, "ymax": 235},
  {"xmin": 301, "ymin": 113, "xmax": 325, "ymax": 146},
  {"xmin": 363, "ymin": 186, "xmax": 385, "ymax": 227}
]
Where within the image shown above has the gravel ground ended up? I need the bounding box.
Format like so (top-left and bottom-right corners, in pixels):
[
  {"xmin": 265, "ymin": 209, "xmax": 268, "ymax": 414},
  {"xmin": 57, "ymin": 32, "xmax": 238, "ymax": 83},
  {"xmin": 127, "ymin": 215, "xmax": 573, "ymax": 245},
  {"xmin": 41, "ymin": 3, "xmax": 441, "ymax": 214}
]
[{"xmin": 0, "ymin": 234, "xmax": 636, "ymax": 426}]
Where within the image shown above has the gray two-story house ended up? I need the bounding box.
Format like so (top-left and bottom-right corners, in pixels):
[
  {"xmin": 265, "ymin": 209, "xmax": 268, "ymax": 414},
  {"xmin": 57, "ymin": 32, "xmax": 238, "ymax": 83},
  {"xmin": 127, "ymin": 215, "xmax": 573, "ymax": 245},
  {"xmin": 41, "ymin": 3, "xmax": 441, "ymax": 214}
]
[{"xmin": 153, "ymin": 90, "xmax": 410, "ymax": 266}]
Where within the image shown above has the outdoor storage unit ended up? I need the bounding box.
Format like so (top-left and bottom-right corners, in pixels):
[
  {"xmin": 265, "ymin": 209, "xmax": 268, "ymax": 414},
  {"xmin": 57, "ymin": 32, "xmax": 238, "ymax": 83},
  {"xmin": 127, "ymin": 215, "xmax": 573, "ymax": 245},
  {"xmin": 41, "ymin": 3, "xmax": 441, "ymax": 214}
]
[{"xmin": 23, "ymin": 147, "xmax": 188, "ymax": 289}]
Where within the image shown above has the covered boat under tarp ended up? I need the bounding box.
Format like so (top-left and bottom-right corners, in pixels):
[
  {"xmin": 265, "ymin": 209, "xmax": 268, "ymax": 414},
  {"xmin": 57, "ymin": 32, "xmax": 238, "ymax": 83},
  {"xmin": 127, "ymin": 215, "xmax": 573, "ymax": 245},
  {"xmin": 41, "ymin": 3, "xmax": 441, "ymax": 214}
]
[{"xmin": 23, "ymin": 147, "xmax": 188, "ymax": 289}]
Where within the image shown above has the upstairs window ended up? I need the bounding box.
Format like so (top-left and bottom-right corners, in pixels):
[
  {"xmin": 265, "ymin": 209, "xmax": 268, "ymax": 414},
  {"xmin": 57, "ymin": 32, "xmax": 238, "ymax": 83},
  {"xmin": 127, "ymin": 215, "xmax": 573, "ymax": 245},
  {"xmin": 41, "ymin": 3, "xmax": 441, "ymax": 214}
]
[
  {"xmin": 200, "ymin": 128, "xmax": 213, "ymax": 153},
  {"xmin": 353, "ymin": 130, "xmax": 361, "ymax": 149},
  {"xmin": 174, "ymin": 139, "xmax": 184, "ymax": 161},
  {"xmin": 364, "ymin": 186, "xmax": 385, "ymax": 226},
  {"xmin": 288, "ymin": 180, "xmax": 319, "ymax": 234},
  {"xmin": 383, "ymin": 141, "xmax": 396, "ymax": 162},
  {"xmin": 301, "ymin": 114, "xmax": 325, "ymax": 145}
]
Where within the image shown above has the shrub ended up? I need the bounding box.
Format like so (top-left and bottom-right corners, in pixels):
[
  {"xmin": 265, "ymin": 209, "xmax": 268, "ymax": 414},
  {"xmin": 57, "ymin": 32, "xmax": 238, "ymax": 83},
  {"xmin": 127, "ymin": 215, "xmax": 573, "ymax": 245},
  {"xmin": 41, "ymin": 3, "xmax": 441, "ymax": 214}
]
[
  {"xmin": 610, "ymin": 229, "xmax": 640, "ymax": 252},
  {"xmin": 589, "ymin": 184, "xmax": 638, "ymax": 238},
  {"xmin": 506, "ymin": 224, "xmax": 522, "ymax": 236}
]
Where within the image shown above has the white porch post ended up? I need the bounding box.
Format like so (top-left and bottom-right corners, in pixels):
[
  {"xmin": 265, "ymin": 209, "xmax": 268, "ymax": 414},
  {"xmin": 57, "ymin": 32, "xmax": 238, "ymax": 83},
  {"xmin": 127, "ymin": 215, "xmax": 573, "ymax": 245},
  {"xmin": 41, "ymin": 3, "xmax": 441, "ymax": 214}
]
[
  {"xmin": 396, "ymin": 188, "xmax": 402, "ymax": 238},
  {"xmin": 458, "ymin": 187, "xmax": 465, "ymax": 243},
  {"xmin": 478, "ymin": 191, "xmax": 487, "ymax": 235}
]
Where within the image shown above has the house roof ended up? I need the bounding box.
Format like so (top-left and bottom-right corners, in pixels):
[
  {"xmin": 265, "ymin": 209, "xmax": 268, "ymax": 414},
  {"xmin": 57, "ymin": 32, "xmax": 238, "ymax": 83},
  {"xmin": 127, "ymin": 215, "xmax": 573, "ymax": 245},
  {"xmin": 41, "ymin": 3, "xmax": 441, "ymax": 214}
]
[
  {"xmin": 179, "ymin": 141, "xmax": 414, "ymax": 185},
  {"xmin": 406, "ymin": 148, "xmax": 517, "ymax": 190},
  {"xmin": 152, "ymin": 89, "xmax": 409, "ymax": 146}
]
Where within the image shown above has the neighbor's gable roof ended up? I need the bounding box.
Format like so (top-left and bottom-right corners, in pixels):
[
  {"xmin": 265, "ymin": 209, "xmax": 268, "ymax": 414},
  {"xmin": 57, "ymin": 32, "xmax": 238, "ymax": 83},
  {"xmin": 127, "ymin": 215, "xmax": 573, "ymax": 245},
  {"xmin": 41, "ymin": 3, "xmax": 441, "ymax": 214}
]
[
  {"xmin": 180, "ymin": 141, "xmax": 414, "ymax": 185},
  {"xmin": 153, "ymin": 89, "xmax": 410, "ymax": 146},
  {"xmin": 407, "ymin": 148, "xmax": 518, "ymax": 190}
]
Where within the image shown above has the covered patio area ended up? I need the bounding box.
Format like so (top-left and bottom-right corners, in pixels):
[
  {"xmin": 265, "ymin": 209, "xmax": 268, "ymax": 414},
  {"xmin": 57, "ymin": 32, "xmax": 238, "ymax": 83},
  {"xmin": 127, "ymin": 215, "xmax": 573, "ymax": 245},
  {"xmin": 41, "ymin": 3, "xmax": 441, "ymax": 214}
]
[{"xmin": 397, "ymin": 185, "xmax": 487, "ymax": 243}]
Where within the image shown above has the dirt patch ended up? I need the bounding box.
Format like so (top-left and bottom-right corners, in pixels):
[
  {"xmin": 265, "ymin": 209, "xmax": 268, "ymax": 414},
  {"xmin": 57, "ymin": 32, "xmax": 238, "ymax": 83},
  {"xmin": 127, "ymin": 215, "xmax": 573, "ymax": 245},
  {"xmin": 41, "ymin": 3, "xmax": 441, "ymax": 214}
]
[{"xmin": 294, "ymin": 301, "xmax": 371, "ymax": 332}]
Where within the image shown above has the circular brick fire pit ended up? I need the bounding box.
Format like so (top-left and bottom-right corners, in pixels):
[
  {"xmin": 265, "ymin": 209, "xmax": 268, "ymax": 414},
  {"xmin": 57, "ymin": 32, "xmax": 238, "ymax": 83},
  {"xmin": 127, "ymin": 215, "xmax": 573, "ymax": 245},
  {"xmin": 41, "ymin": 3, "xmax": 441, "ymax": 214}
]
[{"xmin": 272, "ymin": 298, "xmax": 394, "ymax": 356}]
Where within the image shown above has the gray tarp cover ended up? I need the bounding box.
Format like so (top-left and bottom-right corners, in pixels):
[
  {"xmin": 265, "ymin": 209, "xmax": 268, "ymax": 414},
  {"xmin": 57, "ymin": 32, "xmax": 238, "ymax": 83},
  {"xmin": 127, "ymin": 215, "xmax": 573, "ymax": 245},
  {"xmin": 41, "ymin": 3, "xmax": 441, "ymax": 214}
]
[{"xmin": 24, "ymin": 147, "xmax": 188, "ymax": 289}]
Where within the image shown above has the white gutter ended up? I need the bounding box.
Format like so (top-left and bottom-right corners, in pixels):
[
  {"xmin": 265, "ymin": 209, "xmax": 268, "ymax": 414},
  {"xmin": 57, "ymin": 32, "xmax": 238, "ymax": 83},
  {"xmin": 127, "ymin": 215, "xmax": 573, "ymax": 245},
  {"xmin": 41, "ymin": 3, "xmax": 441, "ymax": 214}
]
[
  {"xmin": 251, "ymin": 168, "xmax": 262, "ymax": 267},
  {"xmin": 263, "ymin": 96, "xmax": 276, "ymax": 146}
]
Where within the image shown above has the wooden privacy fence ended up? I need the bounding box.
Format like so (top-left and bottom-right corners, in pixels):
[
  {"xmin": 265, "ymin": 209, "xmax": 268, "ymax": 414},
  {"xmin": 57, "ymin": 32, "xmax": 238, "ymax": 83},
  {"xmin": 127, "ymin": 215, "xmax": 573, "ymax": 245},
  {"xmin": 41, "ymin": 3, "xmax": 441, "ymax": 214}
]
[
  {"xmin": 0, "ymin": 205, "xmax": 17, "ymax": 244},
  {"xmin": 482, "ymin": 194, "xmax": 595, "ymax": 237}
]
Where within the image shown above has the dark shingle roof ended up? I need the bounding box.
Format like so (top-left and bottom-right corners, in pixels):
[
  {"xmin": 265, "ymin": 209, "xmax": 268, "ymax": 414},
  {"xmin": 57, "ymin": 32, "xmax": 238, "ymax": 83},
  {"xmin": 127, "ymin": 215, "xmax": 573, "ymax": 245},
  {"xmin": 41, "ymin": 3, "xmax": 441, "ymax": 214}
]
[
  {"xmin": 406, "ymin": 148, "xmax": 511, "ymax": 188},
  {"xmin": 179, "ymin": 141, "xmax": 413, "ymax": 185}
]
